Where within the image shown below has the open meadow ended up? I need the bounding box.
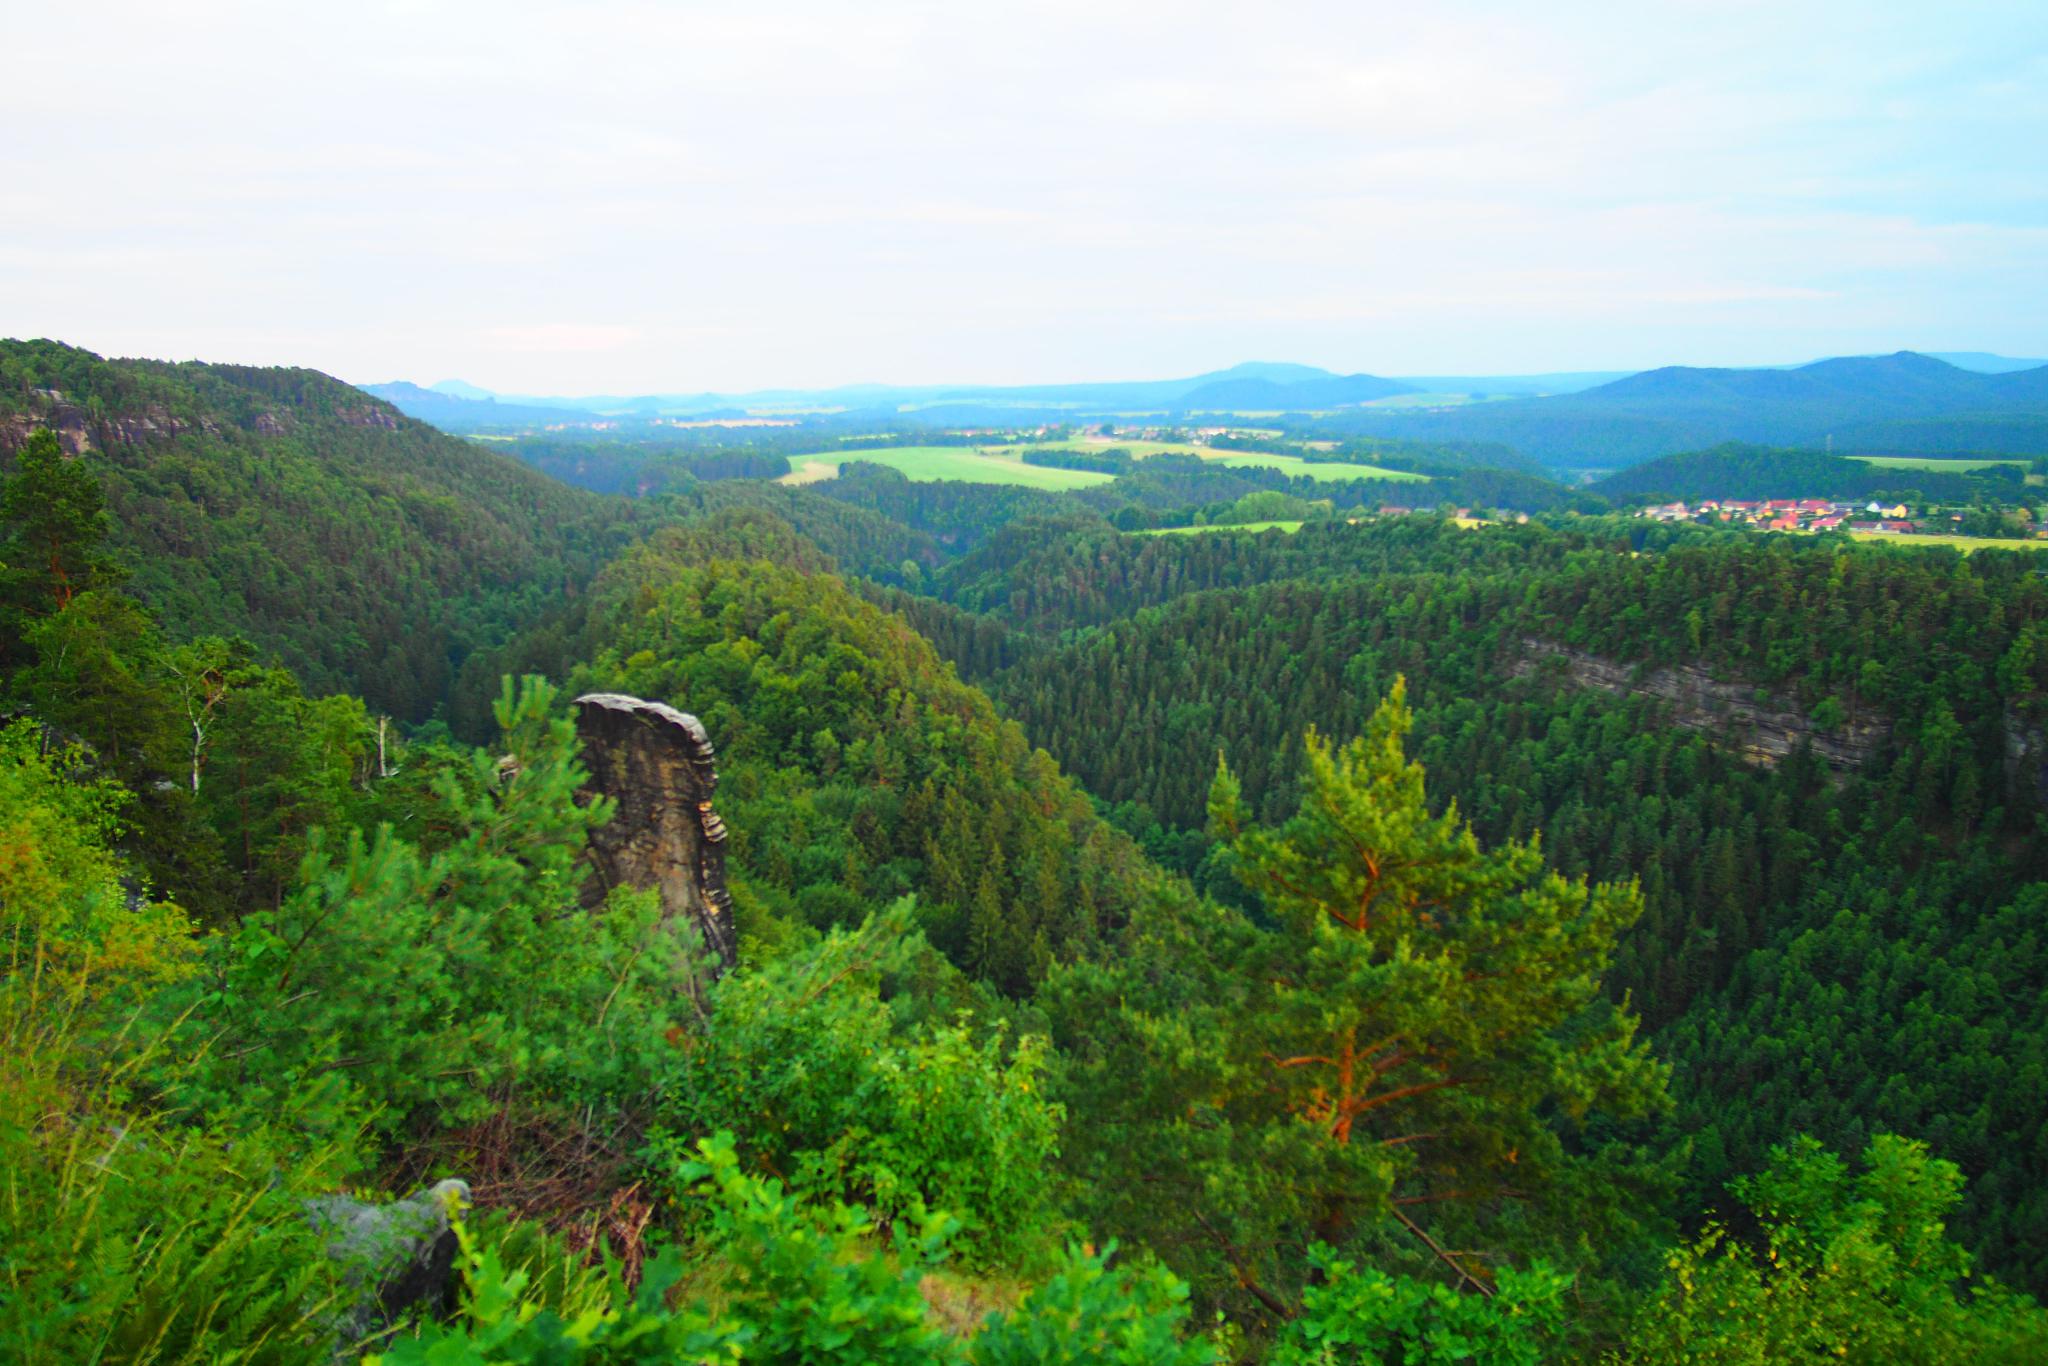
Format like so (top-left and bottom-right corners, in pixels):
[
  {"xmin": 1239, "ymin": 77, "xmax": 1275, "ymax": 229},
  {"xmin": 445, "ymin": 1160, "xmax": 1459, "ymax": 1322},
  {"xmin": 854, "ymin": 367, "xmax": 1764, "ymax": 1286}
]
[
  {"xmin": 779, "ymin": 446, "xmax": 1116, "ymax": 489},
  {"xmin": 777, "ymin": 441, "xmax": 1426, "ymax": 489},
  {"xmin": 1850, "ymin": 455, "xmax": 2031, "ymax": 472},
  {"xmin": 1849, "ymin": 530, "xmax": 2048, "ymax": 552},
  {"xmin": 1133, "ymin": 519, "xmax": 1306, "ymax": 535},
  {"xmin": 1036, "ymin": 438, "xmax": 1428, "ymax": 483}
]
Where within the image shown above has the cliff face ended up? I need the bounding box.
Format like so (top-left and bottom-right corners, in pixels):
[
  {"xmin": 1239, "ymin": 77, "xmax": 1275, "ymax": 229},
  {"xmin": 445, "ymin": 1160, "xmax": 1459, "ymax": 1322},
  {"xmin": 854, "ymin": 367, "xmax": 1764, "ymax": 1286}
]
[
  {"xmin": 0, "ymin": 382, "xmax": 396, "ymax": 457},
  {"xmin": 1, "ymin": 393, "xmax": 215, "ymax": 456},
  {"xmin": 2003, "ymin": 704, "xmax": 2048, "ymax": 805},
  {"xmin": 574, "ymin": 693, "xmax": 738, "ymax": 980},
  {"xmin": 1512, "ymin": 638, "xmax": 1889, "ymax": 773}
]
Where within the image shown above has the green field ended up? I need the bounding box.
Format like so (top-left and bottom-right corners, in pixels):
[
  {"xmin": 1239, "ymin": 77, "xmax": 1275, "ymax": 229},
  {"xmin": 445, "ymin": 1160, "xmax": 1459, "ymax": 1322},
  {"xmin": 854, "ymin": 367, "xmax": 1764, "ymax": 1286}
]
[
  {"xmin": 779, "ymin": 447, "xmax": 1117, "ymax": 490},
  {"xmin": 1850, "ymin": 455, "xmax": 2031, "ymax": 472},
  {"xmin": 1849, "ymin": 531, "xmax": 2048, "ymax": 552},
  {"xmin": 1133, "ymin": 520, "xmax": 1306, "ymax": 536},
  {"xmin": 1035, "ymin": 439, "xmax": 1205, "ymax": 459},
  {"xmin": 1035, "ymin": 439, "xmax": 1427, "ymax": 483},
  {"xmin": 781, "ymin": 441, "xmax": 1425, "ymax": 489},
  {"xmin": 1207, "ymin": 452, "xmax": 1425, "ymax": 482}
]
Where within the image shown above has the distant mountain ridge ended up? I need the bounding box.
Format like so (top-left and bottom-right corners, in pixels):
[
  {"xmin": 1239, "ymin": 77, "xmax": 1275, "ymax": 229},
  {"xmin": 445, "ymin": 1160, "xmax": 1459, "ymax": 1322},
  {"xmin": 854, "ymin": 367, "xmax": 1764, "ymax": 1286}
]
[
  {"xmin": 1177, "ymin": 372, "xmax": 1413, "ymax": 411},
  {"xmin": 362, "ymin": 350, "xmax": 2048, "ymax": 469},
  {"xmin": 358, "ymin": 360, "xmax": 1608, "ymax": 432},
  {"xmin": 361, "ymin": 381, "xmax": 600, "ymax": 428},
  {"xmin": 1326, "ymin": 352, "xmax": 2048, "ymax": 469}
]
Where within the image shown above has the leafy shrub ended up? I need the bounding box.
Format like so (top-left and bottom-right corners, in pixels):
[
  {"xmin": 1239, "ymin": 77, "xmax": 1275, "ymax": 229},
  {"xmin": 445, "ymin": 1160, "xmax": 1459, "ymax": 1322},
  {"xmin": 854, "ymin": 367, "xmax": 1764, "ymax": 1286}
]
[
  {"xmin": 374, "ymin": 1134, "xmax": 1214, "ymax": 1365},
  {"xmin": 1619, "ymin": 1134, "xmax": 2048, "ymax": 1363},
  {"xmin": 1267, "ymin": 1245, "xmax": 1571, "ymax": 1365},
  {"xmin": 162, "ymin": 678, "xmax": 698, "ymax": 1139},
  {"xmin": 659, "ymin": 905, "xmax": 1062, "ymax": 1264},
  {"xmin": 968, "ymin": 1242, "xmax": 1218, "ymax": 1366},
  {"xmin": 374, "ymin": 1131, "xmax": 955, "ymax": 1364}
]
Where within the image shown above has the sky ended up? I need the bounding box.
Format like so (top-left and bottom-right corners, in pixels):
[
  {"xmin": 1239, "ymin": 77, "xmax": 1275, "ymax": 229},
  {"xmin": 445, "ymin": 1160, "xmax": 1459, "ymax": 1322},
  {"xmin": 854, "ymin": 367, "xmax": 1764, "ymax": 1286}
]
[{"xmin": 5, "ymin": 0, "xmax": 2046, "ymax": 394}]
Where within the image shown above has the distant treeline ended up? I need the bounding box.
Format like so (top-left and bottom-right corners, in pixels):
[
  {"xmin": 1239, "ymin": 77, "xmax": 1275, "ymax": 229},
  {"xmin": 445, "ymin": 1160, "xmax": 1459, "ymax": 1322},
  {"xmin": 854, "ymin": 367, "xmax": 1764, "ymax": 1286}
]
[
  {"xmin": 1021, "ymin": 446, "xmax": 1134, "ymax": 474},
  {"xmin": 1211, "ymin": 431, "xmax": 1543, "ymax": 476},
  {"xmin": 1593, "ymin": 443, "xmax": 2026, "ymax": 503},
  {"xmin": 503, "ymin": 438, "xmax": 790, "ymax": 494}
]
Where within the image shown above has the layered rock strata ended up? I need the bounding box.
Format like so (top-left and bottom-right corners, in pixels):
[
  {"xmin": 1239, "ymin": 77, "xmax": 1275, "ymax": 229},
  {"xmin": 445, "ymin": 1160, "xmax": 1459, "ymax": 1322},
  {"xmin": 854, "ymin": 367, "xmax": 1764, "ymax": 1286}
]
[{"xmin": 573, "ymin": 692, "xmax": 737, "ymax": 975}]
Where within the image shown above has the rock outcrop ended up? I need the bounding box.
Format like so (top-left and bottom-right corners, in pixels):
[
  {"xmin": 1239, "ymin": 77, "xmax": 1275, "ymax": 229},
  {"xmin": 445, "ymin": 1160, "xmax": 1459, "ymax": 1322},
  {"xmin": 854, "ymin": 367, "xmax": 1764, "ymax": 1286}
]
[
  {"xmin": 1512, "ymin": 638, "xmax": 1889, "ymax": 773},
  {"xmin": 2003, "ymin": 704, "xmax": 2048, "ymax": 805},
  {"xmin": 573, "ymin": 693, "xmax": 737, "ymax": 976},
  {"xmin": 1, "ymin": 399, "xmax": 216, "ymax": 456},
  {"xmin": 304, "ymin": 1178, "xmax": 470, "ymax": 1343}
]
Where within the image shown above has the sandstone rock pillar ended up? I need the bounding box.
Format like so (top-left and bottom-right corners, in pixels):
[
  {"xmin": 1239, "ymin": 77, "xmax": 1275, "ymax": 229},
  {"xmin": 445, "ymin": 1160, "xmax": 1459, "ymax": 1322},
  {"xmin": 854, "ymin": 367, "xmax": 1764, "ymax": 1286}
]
[{"xmin": 573, "ymin": 693, "xmax": 737, "ymax": 975}]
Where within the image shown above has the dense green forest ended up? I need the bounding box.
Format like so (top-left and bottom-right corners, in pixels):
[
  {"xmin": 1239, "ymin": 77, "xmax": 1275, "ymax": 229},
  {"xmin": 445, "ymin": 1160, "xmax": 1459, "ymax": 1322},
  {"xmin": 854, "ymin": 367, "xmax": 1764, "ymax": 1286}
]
[
  {"xmin": 1591, "ymin": 442, "xmax": 2025, "ymax": 502},
  {"xmin": 0, "ymin": 341, "xmax": 653, "ymax": 720},
  {"xmin": 962, "ymin": 521, "xmax": 2048, "ymax": 1290},
  {"xmin": 5, "ymin": 357, "xmax": 2047, "ymax": 1362}
]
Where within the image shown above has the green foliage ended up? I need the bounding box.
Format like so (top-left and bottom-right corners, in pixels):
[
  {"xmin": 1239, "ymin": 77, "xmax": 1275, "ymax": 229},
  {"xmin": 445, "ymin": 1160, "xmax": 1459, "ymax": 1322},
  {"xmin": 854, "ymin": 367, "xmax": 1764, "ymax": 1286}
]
[
  {"xmin": 0, "ymin": 340, "xmax": 649, "ymax": 719},
  {"xmin": 0, "ymin": 426, "xmax": 117, "ymax": 625},
  {"xmin": 165, "ymin": 677, "xmax": 692, "ymax": 1138},
  {"xmin": 968, "ymin": 1243, "xmax": 1217, "ymax": 1366},
  {"xmin": 0, "ymin": 720, "xmax": 192, "ymax": 1045},
  {"xmin": 1269, "ymin": 1246, "xmax": 1572, "ymax": 1365},
  {"xmin": 377, "ymin": 1133, "xmax": 1214, "ymax": 1365},
  {"xmin": 0, "ymin": 1094, "xmax": 355, "ymax": 1365},
  {"xmin": 8, "ymin": 586, "xmax": 379, "ymax": 921},
  {"xmin": 658, "ymin": 905, "xmax": 1062, "ymax": 1265},
  {"xmin": 977, "ymin": 516, "xmax": 2048, "ymax": 1288},
  {"xmin": 1618, "ymin": 1134, "xmax": 2048, "ymax": 1363},
  {"xmin": 1044, "ymin": 684, "xmax": 1667, "ymax": 1329},
  {"xmin": 1, "ymin": 721, "xmax": 351, "ymax": 1365},
  {"xmin": 566, "ymin": 524, "xmax": 1160, "ymax": 990},
  {"xmin": 11, "ymin": 389, "xmax": 2048, "ymax": 1361},
  {"xmin": 1591, "ymin": 442, "xmax": 1998, "ymax": 504},
  {"xmin": 376, "ymin": 1131, "xmax": 957, "ymax": 1364},
  {"xmin": 1207, "ymin": 680, "xmax": 1665, "ymax": 1165}
]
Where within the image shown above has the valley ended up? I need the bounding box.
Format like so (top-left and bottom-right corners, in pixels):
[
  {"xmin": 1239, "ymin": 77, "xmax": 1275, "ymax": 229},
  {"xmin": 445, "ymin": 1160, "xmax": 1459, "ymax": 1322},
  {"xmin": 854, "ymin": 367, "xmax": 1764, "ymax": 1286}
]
[
  {"xmin": 18, "ymin": 4, "xmax": 2046, "ymax": 1357},
  {"xmin": 6, "ymin": 343, "xmax": 2048, "ymax": 1362}
]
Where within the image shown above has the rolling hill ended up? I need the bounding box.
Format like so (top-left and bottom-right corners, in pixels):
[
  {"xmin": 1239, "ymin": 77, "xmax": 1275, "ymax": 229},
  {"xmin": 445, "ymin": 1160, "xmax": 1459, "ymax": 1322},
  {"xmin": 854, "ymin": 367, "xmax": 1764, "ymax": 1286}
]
[
  {"xmin": 358, "ymin": 380, "xmax": 598, "ymax": 430},
  {"xmin": 1174, "ymin": 371, "xmax": 1414, "ymax": 411},
  {"xmin": 0, "ymin": 339, "xmax": 649, "ymax": 718},
  {"xmin": 1326, "ymin": 352, "xmax": 2048, "ymax": 468}
]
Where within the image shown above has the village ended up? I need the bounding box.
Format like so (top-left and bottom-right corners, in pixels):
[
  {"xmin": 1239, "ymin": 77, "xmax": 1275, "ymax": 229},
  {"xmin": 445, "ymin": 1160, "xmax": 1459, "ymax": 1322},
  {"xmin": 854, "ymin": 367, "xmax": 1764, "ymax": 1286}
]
[{"xmin": 1635, "ymin": 496, "xmax": 2048, "ymax": 539}]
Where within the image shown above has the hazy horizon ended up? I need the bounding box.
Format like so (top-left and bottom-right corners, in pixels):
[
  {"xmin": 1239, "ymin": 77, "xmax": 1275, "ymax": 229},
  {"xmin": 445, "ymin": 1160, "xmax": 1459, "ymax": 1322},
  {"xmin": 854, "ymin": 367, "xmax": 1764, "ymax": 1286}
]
[
  {"xmin": 8, "ymin": 1, "xmax": 2045, "ymax": 393},
  {"xmin": 354, "ymin": 348, "xmax": 2041, "ymax": 402}
]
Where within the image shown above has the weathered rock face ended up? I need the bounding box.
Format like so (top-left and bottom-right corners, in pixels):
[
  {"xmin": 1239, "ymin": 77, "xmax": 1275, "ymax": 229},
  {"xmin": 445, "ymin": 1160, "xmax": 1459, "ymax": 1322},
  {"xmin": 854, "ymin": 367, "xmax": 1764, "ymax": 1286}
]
[
  {"xmin": 2003, "ymin": 704, "xmax": 2048, "ymax": 805},
  {"xmin": 1512, "ymin": 638, "xmax": 1890, "ymax": 773},
  {"xmin": 337, "ymin": 403, "xmax": 401, "ymax": 430},
  {"xmin": 573, "ymin": 693, "xmax": 737, "ymax": 975},
  {"xmin": 304, "ymin": 1178, "xmax": 469, "ymax": 1344},
  {"xmin": 0, "ymin": 387, "xmax": 386, "ymax": 455},
  {"xmin": 1, "ymin": 403, "xmax": 213, "ymax": 457}
]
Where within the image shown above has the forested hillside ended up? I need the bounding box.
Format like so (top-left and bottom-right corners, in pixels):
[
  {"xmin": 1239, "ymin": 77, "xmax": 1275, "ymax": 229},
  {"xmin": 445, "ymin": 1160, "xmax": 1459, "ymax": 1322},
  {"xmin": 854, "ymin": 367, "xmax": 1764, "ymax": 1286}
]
[
  {"xmin": 1590, "ymin": 442, "xmax": 2018, "ymax": 502},
  {"xmin": 0, "ymin": 341, "xmax": 651, "ymax": 719},
  {"xmin": 6, "ymin": 375, "xmax": 2047, "ymax": 1362},
  {"xmin": 947, "ymin": 518, "xmax": 2048, "ymax": 1291}
]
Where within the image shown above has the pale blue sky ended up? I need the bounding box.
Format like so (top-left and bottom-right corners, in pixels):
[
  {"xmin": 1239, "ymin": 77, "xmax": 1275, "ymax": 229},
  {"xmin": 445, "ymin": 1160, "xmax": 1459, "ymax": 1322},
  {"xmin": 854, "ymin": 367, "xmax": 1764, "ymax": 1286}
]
[{"xmin": 5, "ymin": 1, "xmax": 2044, "ymax": 392}]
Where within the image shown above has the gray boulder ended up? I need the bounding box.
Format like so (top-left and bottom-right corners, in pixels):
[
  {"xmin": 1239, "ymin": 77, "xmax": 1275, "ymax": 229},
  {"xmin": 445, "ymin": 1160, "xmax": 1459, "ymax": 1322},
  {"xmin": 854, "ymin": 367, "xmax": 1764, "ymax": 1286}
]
[{"xmin": 305, "ymin": 1178, "xmax": 471, "ymax": 1345}]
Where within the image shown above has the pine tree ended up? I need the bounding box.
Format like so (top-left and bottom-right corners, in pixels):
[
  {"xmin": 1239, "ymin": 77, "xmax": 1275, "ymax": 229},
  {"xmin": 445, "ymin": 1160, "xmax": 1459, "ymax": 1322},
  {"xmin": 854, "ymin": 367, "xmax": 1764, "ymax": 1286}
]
[
  {"xmin": 0, "ymin": 428, "xmax": 116, "ymax": 618},
  {"xmin": 1207, "ymin": 679, "xmax": 1669, "ymax": 1265}
]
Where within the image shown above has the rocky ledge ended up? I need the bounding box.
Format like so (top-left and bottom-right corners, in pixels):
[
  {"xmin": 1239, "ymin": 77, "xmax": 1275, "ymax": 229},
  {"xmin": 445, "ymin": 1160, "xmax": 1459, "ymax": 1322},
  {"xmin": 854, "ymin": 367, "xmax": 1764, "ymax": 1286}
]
[{"xmin": 1511, "ymin": 638, "xmax": 1889, "ymax": 774}]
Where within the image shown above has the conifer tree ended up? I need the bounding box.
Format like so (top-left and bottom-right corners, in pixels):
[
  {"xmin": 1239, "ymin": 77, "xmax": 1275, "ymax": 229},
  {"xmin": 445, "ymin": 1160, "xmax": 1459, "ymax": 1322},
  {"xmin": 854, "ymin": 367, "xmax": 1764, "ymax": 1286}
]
[
  {"xmin": 1207, "ymin": 678, "xmax": 1669, "ymax": 1270},
  {"xmin": 0, "ymin": 428, "xmax": 115, "ymax": 618}
]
